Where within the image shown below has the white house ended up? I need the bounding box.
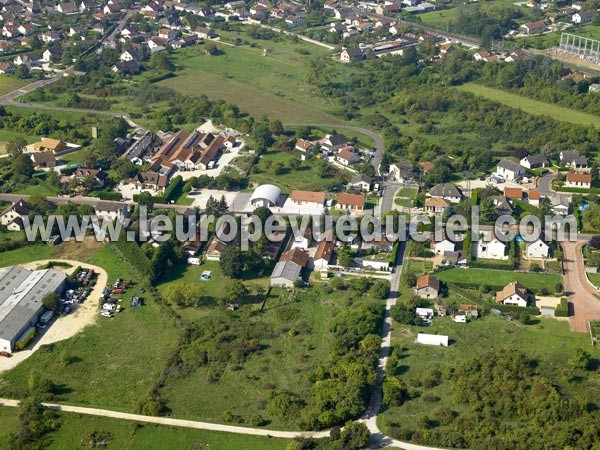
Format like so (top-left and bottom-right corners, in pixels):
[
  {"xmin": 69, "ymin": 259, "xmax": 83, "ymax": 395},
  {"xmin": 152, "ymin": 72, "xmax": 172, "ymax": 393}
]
[
  {"xmin": 566, "ymin": 172, "xmax": 591, "ymax": 189},
  {"xmin": 429, "ymin": 183, "xmax": 462, "ymax": 203},
  {"xmin": 525, "ymin": 238, "xmax": 550, "ymax": 258},
  {"xmin": 433, "ymin": 238, "xmax": 456, "ymax": 254},
  {"xmin": 496, "ymin": 160, "xmax": 525, "ymax": 181},
  {"xmin": 94, "ymin": 203, "xmax": 129, "ymax": 222},
  {"xmin": 520, "ymin": 154, "xmax": 549, "ymax": 169},
  {"xmin": 476, "ymin": 231, "xmax": 508, "ymax": 260},
  {"xmin": 313, "ymin": 238, "xmax": 335, "ymax": 271},
  {"xmin": 496, "ymin": 281, "xmax": 528, "ymax": 307},
  {"xmin": 0, "ymin": 200, "xmax": 32, "ymax": 230},
  {"xmin": 290, "ymin": 190, "xmax": 325, "ymax": 208}
]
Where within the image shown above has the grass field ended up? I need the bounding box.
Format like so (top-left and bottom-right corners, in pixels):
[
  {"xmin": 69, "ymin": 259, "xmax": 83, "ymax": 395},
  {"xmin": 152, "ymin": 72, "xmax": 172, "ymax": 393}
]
[
  {"xmin": 457, "ymin": 83, "xmax": 600, "ymax": 128},
  {"xmin": 0, "ymin": 407, "xmax": 288, "ymax": 450},
  {"xmin": 160, "ymin": 291, "xmax": 334, "ymax": 429},
  {"xmin": 435, "ymin": 267, "xmax": 561, "ymax": 291},
  {"xmin": 0, "ymin": 245, "xmax": 180, "ymax": 412},
  {"xmin": 0, "ymin": 245, "xmax": 59, "ymax": 266},
  {"xmin": 0, "ymin": 75, "xmax": 26, "ymax": 96},
  {"xmin": 378, "ymin": 314, "xmax": 599, "ymax": 435},
  {"xmin": 588, "ymin": 272, "xmax": 600, "ymax": 288},
  {"xmin": 157, "ymin": 37, "xmax": 343, "ymax": 123}
]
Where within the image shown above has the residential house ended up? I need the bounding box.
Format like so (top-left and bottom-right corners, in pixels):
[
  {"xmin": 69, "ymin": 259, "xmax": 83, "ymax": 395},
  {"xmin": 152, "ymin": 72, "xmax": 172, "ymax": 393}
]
[
  {"xmin": 71, "ymin": 168, "xmax": 107, "ymax": 187},
  {"xmin": 41, "ymin": 31, "xmax": 61, "ymax": 43},
  {"xmin": 520, "ymin": 154, "xmax": 549, "ymax": 169},
  {"xmin": 119, "ymin": 49, "xmax": 138, "ymax": 62},
  {"xmin": 33, "ymin": 137, "xmax": 67, "ymax": 153},
  {"xmin": 340, "ymin": 47, "xmax": 364, "ymax": 63},
  {"xmin": 313, "ymin": 238, "xmax": 335, "ymax": 271},
  {"xmin": 424, "ymin": 197, "xmax": 449, "ymax": 216},
  {"xmin": 112, "ymin": 60, "xmax": 140, "ymax": 75},
  {"xmin": 131, "ymin": 171, "xmax": 168, "ymax": 193},
  {"xmin": 527, "ymin": 189, "xmax": 540, "ymax": 207},
  {"xmin": 566, "ymin": 172, "xmax": 591, "ymax": 189},
  {"xmin": 458, "ymin": 304, "xmax": 478, "ymax": 318},
  {"xmin": 56, "ymin": 2, "xmax": 78, "ymax": 14},
  {"xmin": 388, "ymin": 161, "xmax": 413, "ymax": 182},
  {"xmin": 347, "ymin": 174, "xmax": 372, "ymax": 192},
  {"xmin": 194, "ymin": 27, "xmax": 216, "ymax": 39},
  {"xmin": 30, "ymin": 151, "xmax": 56, "ymax": 168},
  {"xmin": 336, "ymin": 193, "xmax": 365, "ymax": 211},
  {"xmin": 0, "ymin": 200, "xmax": 31, "ymax": 231},
  {"xmin": 504, "ymin": 187, "xmax": 523, "ymax": 202},
  {"xmin": 295, "ymin": 138, "xmax": 314, "ymax": 152},
  {"xmin": 433, "ymin": 237, "xmax": 456, "ymax": 255},
  {"xmin": 430, "ymin": 183, "xmax": 462, "ymax": 203},
  {"xmin": 519, "ymin": 21, "xmax": 547, "ymax": 34},
  {"xmin": 279, "ymin": 248, "xmax": 309, "ymax": 268},
  {"xmin": 560, "ymin": 151, "xmax": 588, "ymax": 169},
  {"xmin": 550, "ymin": 195, "xmax": 570, "ymax": 216},
  {"xmin": 290, "ymin": 190, "xmax": 325, "ymax": 208},
  {"xmin": 496, "ymin": 281, "xmax": 528, "ymax": 307},
  {"xmin": 94, "ymin": 203, "xmax": 129, "ymax": 222},
  {"xmin": 416, "ymin": 274, "xmax": 439, "ymax": 299},
  {"xmin": 320, "ymin": 134, "xmax": 348, "ymax": 153},
  {"xmin": 572, "ymin": 10, "xmax": 596, "ymax": 25},
  {"xmin": 525, "ymin": 237, "xmax": 550, "ymax": 258},
  {"xmin": 491, "ymin": 195, "xmax": 513, "ymax": 216},
  {"xmin": 441, "ymin": 250, "xmax": 467, "ymax": 267},
  {"xmin": 496, "ymin": 159, "xmax": 525, "ymax": 181},
  {"xmin": 42, "ymin": 47, "xmax": 63, "ymax": 63},
  {"xmin": 205, "ymin": 237, "xmax": 228, "ymax": 261},
  {"xmin": 337, "ymin": 147, "xmax": 360, "ymax": 165},
  {"xmin": 476, "ymin": 230, "xmax": 508, "ymax": 260},
  {"xmin": 103, "ymin": 3, "xmax": 121, "ymax": 14}
]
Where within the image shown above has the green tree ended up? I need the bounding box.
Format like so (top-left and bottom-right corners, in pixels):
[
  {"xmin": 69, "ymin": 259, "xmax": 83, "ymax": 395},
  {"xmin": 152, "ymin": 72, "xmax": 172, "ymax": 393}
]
[
  {"xmin": 220, "ymin": 246, "xmax": 244, "ymax": 278},
  {"xmin": 7, "ymin": 136, "xmax": 28, "ymax": 156},
  {"xmin": 340, "ymin": 421, "xmax": 370, "ymax": 450},
  {"xmin": 11, "ymin": 153, "xmax": 35, "ymax": 179},
  {"xmin": 224, "ymin": 279, "xmax": 248, "ymax": 305},
  {"xmin": 42, "ymin": 292, "xmax": 60, "ymax": 312}
]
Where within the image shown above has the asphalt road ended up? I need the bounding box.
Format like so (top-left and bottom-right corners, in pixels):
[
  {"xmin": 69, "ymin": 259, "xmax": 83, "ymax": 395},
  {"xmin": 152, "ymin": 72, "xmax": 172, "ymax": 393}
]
[
  {"xmin": 537, "ymin": 173, "xmax": 558, "ymax": 197},
  {"xmin": 561, "ymin": 239, "xmax": 600, "ymax": 332}
]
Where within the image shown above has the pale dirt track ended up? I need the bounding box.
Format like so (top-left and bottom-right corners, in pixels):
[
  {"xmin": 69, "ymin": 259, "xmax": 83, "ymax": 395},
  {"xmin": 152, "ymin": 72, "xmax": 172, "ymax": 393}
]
[{"xmin": 0, "ymin": 259, "xmax": 107, "ymax": 373}]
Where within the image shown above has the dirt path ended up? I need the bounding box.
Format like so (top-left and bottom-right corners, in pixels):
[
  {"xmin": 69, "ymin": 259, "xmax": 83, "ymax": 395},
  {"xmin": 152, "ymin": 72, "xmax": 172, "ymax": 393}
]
[{"xmin": 0, "ymin": 259, "xmax": 107, "ymax": 373}]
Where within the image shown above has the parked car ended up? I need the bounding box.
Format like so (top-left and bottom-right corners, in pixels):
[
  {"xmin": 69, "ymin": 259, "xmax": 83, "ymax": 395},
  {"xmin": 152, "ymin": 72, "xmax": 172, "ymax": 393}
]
[{"xmin": 0, "ymin": 351, "xmax": 12, "ymax": 358}]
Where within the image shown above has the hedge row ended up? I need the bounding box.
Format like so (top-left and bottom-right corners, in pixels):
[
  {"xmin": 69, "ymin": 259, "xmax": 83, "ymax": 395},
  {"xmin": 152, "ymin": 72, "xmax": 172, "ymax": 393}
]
[
  {"xmin": 114, "ymin": 236, "xmax": 153, "ymax": 281},
  {"xmin": 492, "ymin": 304, "xmax": 541, "ymax": 316},
  {"xmin": 555, "ymin": 298, "xmax": 569, "ymax": 317}
]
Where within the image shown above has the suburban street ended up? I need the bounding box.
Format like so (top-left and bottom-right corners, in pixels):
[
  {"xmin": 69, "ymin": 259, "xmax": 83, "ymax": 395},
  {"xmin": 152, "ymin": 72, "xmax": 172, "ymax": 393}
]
[
  {"xmin": 561, "ymin": 239, "xmax": 600, "ymax": 332},
  {"xmin": 537, "ymin": 173, "xmax": 558, "ymax": 197}
]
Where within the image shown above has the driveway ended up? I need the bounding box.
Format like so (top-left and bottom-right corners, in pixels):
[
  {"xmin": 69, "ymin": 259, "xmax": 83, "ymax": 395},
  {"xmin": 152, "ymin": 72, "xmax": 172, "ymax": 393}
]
[
  {"xmin": 0, "ymin": 259, "xmax": 107, "ymax": 373},
  {"xmin": 538, "ymin": 173, "xmax": 558, "ymax": 197},
  {"xmin": 561, "ymin": 240, "xmax": 600, "ymax": 332}
]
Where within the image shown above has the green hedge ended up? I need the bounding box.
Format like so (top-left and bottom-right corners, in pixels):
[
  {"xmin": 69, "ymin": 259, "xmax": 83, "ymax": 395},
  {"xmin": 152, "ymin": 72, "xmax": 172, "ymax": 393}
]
[
  {"xmin": 555, "ymin": 298, "xmax": 569, "ymax": 317},
  {"xmin": 113, "ymin": 237, "xmax": 153, "ymax": 282},
  {"xmin": 492, "ymin": 303, "xmax": 541, "ymax": 316},
  {"xmin": 163, "ymin": 176, "xmax": 183, "ymax": 203},
  {"xmin": 554, "ymin": 186, "xmax": 600, "ymax": 194}
]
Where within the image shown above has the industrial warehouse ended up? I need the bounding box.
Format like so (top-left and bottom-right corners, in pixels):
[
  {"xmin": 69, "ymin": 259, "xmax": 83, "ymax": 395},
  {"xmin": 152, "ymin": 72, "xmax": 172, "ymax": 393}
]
[{"xmin": 0, "ymin": 266, "xmax": 66, "ymax": 353}]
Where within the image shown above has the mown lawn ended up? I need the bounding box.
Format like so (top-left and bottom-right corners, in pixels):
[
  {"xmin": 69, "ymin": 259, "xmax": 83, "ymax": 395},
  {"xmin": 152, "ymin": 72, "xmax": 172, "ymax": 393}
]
[
  {"xmin": 157, "ymin": 38, "xmax": 342, "ymax": 123},
  {"xmin": 0, "ymin": 245, "xmax": 180, "ymax": 412},
  {"xmin": 435, "ymin": 267, "xmax": 561, "ymax": 291},
  {"xmin": 456, "ymin": 83, "xmax": 600, "ymax": 128},
  {"xmin": 39, "ymin": 409, "xmax": 289, "ymax": 450},
  {"xmin": 0, "ymin": 245, "xmax": 59, "ymax": 266},
  {"xmin": 378, "ymin": 314, "xmax": 599, "ymax": 435}
]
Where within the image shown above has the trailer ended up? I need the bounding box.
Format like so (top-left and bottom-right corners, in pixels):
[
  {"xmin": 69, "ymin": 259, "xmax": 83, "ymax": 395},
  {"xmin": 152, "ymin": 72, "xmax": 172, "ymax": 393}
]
[{"xmin": 15, "ymin": 327, "xmax": 36, "ymax": 350}]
